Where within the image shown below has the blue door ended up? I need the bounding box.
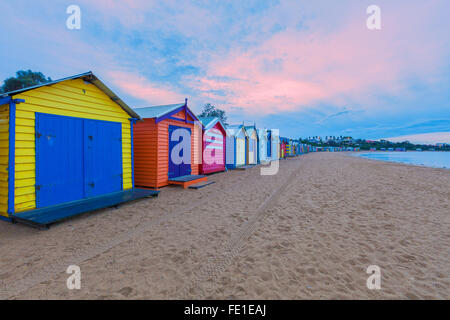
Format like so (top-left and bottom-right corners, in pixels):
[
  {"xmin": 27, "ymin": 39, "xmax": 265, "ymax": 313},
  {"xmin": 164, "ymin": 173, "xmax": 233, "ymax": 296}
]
[
  {"xmin": 36, "ymin": 113, "xmax": 123, "ymax": 208},
  {"xmin": 84, "ymin": 119, "xmax": 122, "ymax": 198},
  {"xmin": 168, "ymin": 125, "xmax": 191, "ymax": 179},
  {"xmin": 267, "ymin": 131, "xmax": 272, "ymax": 157},
  {"xmin": 36, "ymin": 113, "xmax": 85, "ymax": 207}
]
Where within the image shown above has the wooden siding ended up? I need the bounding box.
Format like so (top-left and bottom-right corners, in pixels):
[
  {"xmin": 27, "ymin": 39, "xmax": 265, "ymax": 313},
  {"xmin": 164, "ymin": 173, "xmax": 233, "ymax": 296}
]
[
  {"xmin": 0, "ymin": 104, "xmax": 9, "ymax": 216},
  {"xmin": 134, "ymin": 109, "xmax": 199, "ymax": 188},
  {"xmin": 225, "ymin": 135, "xmax": 235, "ymax": 167},
  {"xmin": 258, "ymin": 132, "xmax": 268, "ymax": 162},
  {"xmin": 134, "ymin": 118, "xmax": 159, "ymax": 188},
  {"xmin": 247, "ymin": 130, "xmax": 258, "ymax": 164},
  {"xmin": 11, "ymin": 78, "xmax": 133, "ymax": 213},
  {"xmin": 201, "ymin": 122, "xmax": 226, "ymax": 174},
  {"xmin": 236, "ymin": 138, "xmax": 246, "ymax": 166}
]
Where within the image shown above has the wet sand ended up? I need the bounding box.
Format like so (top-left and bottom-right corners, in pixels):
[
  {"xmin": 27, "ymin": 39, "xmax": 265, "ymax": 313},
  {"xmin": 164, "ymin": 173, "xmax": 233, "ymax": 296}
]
[{"xmin": 0, "ymin": 152, "xmax": 448, "ymax": 299}]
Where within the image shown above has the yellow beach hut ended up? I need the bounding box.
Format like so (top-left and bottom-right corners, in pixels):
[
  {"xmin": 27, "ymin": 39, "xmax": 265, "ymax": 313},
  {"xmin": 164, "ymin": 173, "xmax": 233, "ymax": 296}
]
[
  {"xmin": 0, "ymin": 72, "xmax": 158, "ymax": 228},
  {"xmin": 244, "ymin": 124, "xmax": 258, "ymax": 165}
]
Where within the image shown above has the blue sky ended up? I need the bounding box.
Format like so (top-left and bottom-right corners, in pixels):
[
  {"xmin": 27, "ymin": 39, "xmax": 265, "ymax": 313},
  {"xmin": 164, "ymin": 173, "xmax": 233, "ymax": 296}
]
[{"xmin": 1, "ymin": 0, "xmax": 449, "ymax": 143}]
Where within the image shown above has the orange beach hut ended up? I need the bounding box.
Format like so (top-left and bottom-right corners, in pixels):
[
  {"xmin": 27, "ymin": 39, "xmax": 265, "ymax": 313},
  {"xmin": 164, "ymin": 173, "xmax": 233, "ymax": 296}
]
[{"xmin": 133, "ymin": 100, "xmax": 207, "ymax": 189}]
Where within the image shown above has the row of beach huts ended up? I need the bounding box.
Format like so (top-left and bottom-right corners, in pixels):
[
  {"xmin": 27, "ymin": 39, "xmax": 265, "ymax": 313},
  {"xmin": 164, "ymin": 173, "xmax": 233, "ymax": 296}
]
[{"xmin": 0, "ymin": 72, "xmax": 350, "ymax": 228}]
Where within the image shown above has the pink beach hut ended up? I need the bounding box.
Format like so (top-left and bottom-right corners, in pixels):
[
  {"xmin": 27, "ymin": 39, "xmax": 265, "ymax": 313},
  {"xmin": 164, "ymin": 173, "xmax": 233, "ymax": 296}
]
[{"xmin": 198, "ymin": 117, "xmax": 227, "ymax": 174}]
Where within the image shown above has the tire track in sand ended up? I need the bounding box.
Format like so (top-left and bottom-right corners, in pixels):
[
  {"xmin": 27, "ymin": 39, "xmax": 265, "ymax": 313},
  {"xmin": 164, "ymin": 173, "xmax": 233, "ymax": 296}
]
[{"xmin": 179, "ymin": 158, "xmax": 303, "ymax": 298}]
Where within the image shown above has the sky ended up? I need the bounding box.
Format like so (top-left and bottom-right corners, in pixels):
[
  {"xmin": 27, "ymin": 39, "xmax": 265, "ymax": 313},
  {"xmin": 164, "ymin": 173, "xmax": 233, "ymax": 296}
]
[{"xmin": 1, "ymin": 0, "xmax": 449, "ymax": 143}]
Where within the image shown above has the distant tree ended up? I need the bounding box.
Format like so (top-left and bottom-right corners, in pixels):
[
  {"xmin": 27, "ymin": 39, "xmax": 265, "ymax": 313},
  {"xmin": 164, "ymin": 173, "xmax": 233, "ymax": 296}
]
[
  {"xmin": 198, "ymin": 103, "xmax": 227, "ymax": 124},
  {"xmin": 0, "ymin": 70, "xmax": 52, "ymax": 93}
]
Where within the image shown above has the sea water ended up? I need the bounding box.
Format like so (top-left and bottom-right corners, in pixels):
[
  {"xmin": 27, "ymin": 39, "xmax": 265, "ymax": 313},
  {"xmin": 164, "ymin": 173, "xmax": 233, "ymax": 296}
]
[{"xmin": 356, "ymin": 151, "xmax": 450, "ymax": 169}]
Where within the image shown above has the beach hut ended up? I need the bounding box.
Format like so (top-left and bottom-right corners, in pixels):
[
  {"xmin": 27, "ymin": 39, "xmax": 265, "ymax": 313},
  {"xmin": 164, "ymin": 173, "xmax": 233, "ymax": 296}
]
[
  {"xmin": 267, "ymin": 130, "xmax": 279, "ymax": 161},
  {"xmin": 0, "ymin": 72, "xmax": 159, "ymax": 227},
  {"xmin": 266, "ymin": 130, "xmax": 272, "ymax": 160},
  {"xmin": 280, "ymin": 137, "xmax": 289, "ymax": 159},
  {"xmin": 303, "ymin": 143, "xmax": 308, "ymax": 153},
  {"xmin": 275, "ymin": 132, "xmax": 281, "ymax": 160},
  {"xmin": 257, "ymin": 129, "xmax": 269, "ymax": 163},
  {"xmin": 133, "ymin": 101, "xmax": 207, "ymax": 189},
  {"xmin": 285, "ymin": 139, "xmax": 292, "ymax": 156},
  {"xmin": 225, "ymin": 125, "xmax": 248, "ymax": 169},
  {"xmin": 244, "ymin": 125, "xmax": 258, "ymax": 165},
  {"xmin": 198, "ymin": 117, "xmax": 226, "ymax": 174},
  {"xmin": 293, "ymin": 140, "xmax": 300, "ymax": 155}
]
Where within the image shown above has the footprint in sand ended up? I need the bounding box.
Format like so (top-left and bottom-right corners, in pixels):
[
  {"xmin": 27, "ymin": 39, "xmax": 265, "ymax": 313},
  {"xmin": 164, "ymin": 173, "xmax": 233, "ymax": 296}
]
[{"xmin": 118, "ymin": 286, "xmax": 133, "ymax": 297}]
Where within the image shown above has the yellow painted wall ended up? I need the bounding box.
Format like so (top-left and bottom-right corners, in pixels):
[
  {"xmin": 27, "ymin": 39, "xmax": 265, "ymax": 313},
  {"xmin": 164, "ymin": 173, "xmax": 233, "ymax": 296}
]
[
  {"xmin": 11, "ymin": 78, "xmax": 133, "ymax": 213},
  {"xmin": 236, "ymin": 138, "xmax": 245, "ymax": 166},
  {"xmin": 0, "ymin": 104, "xmax": 9, "ymax": 216}
]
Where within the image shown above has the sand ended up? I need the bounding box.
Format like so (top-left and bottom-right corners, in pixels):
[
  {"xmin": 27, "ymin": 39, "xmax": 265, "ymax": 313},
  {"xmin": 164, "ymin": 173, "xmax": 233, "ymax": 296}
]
[{"xmin": 0, "ymin": 152, "xmax": 448, "ymax": 299}]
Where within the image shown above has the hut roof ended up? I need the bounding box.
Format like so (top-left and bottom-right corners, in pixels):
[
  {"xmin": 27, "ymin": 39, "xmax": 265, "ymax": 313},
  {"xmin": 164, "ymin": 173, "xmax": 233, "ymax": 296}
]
[
  {"xmin": 226, "ymin": 124, "xmax": 247, "ymax": 138},
  {"xmin": 0, "ymin": 71, "xmax": 139, "ymax": 119},
  {"xmin": 244, "ymin": 125, "xmax": 258, "ymax": 136},
  {"xmin": 198, "ymin": 116, "xmax": 226, "ymax": 131},
  {"xmin": 134, "ymin": 101, "xmax": 200, "ymax": 123},
  {"xmin": 257, "ymin": 129, "xmax": 268, "ymax": 139}
]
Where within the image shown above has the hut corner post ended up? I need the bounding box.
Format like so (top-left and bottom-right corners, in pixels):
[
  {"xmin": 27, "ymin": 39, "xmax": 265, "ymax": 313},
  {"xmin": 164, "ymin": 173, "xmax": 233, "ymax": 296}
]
[
  {"xmin": 129, "ymin": 118, "xmax": 139, "ymax": 189},
  {"xmin": 7, "ymin": 98, "xmax": 25, "ymax": 216}
]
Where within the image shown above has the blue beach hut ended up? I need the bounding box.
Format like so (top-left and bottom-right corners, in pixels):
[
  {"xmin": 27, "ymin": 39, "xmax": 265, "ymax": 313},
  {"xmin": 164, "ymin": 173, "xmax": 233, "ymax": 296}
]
[{"xmin": 225, "ymin": 125, "xmax": 248, "ymax": 169}]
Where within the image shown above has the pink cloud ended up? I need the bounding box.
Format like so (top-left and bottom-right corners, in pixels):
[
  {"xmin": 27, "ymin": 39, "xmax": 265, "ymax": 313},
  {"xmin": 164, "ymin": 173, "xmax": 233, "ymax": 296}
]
[
  {"xmin": 385, "ymin": 132, "xmax": 450, "ymax": 144},
  {"xmin": 187, "ymin": 1, "xmax": 447, "ymax": 114},
  {"xmin": 108, "ymin": 71, "xmax": 184, "ymax": 106}
]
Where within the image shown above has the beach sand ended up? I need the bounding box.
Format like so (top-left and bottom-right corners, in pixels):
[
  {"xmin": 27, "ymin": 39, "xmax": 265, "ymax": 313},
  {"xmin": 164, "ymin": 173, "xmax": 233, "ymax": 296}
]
[{"xmin": 0, "ymin": 153, "xmax": 448, "ymax": 299}]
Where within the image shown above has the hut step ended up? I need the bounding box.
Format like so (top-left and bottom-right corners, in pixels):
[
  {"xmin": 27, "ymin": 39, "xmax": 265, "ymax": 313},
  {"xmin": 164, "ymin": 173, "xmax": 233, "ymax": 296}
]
[{"xmin": 188, "ymin": 181, "xmax": 215, "ymax": 189}]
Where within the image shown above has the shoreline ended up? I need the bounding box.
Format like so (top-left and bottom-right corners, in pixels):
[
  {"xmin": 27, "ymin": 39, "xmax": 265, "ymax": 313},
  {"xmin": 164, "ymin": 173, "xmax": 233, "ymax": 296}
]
[{"xmin": 353, "ymin": 151, "xmax": 450, "ymax": 170}]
